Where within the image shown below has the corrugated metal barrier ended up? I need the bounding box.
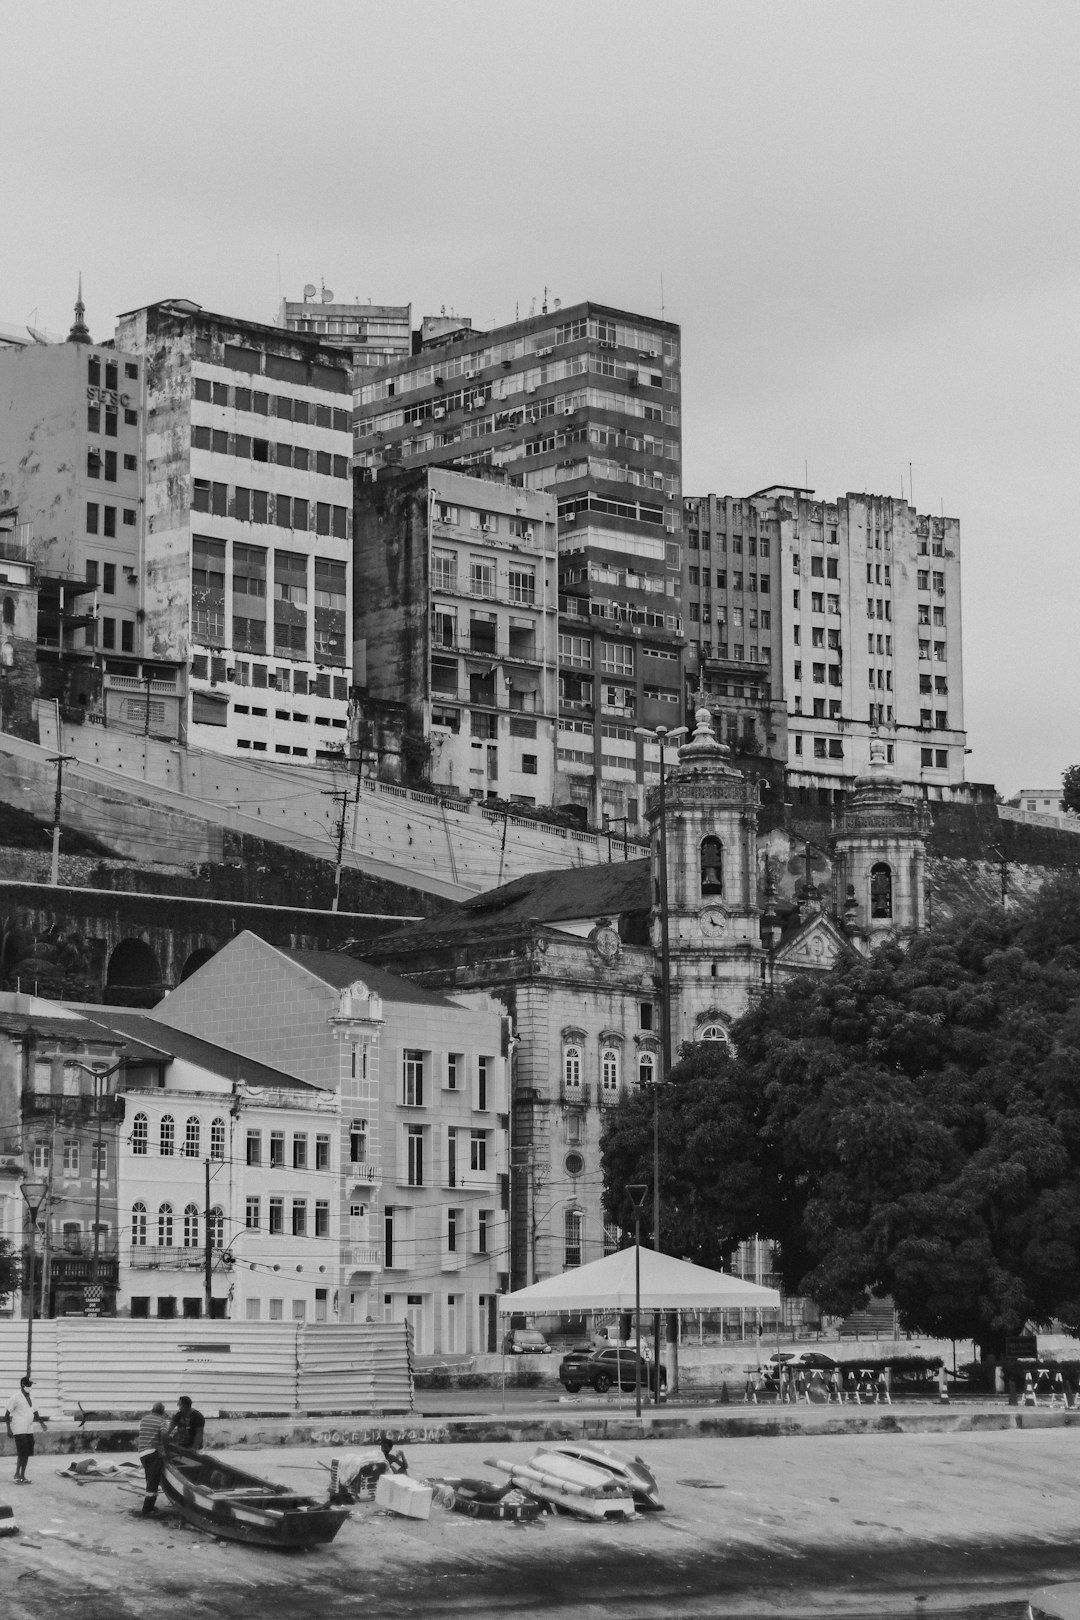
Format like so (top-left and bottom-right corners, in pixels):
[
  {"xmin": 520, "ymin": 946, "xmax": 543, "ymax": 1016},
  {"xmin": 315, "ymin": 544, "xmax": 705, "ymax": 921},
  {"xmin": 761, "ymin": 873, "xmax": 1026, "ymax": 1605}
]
[{"xmin": 0, "ymin": 1321, "xmax": 413, "ymax": 1416}]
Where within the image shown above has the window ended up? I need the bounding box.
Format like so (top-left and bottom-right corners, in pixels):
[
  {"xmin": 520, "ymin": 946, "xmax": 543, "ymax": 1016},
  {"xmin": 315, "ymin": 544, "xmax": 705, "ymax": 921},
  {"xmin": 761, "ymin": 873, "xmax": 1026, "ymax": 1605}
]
[
  {"xmin": 183, "ymin": 1116, "xmax": 200, "ymax": 1157},
  {"xmin": 563, "ymin": 1045, "xmax": 582, "ymax": 1091},
  {"xmin": 476, "ymin": 1055, "xmax": 491, "ymax": 1112},
  {"xmin": 921, "ymin": 747, "xmax": 934, "ymax": 767},
  {"xmin": 268, "ymin": 1197, "xmax": 284, "ymax": 1235},
  {"xmin": 210, "ymin": 1117, "xmax": 225, "ymax": 1160},
  {"xmin": 132, "ymin": 1113, "xmax": 148, "ymax": 1155},
  {"xmin": 406, "ymin": 1126, "xmax": 425, "ymax": 1186},
  {"xmin": 477, "ymin": 1209, "xmax": 491, "ymax": 1255},
  {"xmin": 268, "ymin": 1130, "xmax": 285, "ymax": 1168},
  {"xmin": 936, "ymin": 749, "xmax": 948, "ymax": 768},
  {"xmin": 293, "ymin": 1132, "xmax": 308, "ymax": 1169},
  {"xmin": 469, "ymin": 558, "xmax": 495, "ymax": 597},
  {"xmin": 62, "ymin": 1139, "xmax": 79, "ymax": 1175},
  {"xmin": 470, "ymin": 1130, "xmax": 488, "ymax": 1173},
  {"xmin": 245, "ymin": 1129, "xmax": 261, "ymax": 1166},
  {"xmin": 446, "ymin": 1053, "xmax": 463, "ymax": 1091},
  {"xmin": 158, "ymin": 1202, "xmax": 174, "ymax": 1246},
  {"xmin": 92, "ymin": 1141, "xmax": 107, "ymax": 1177},
  {"xmin": 291, "ymin": 1199, "xmax": 307, "ymax": 1237},
  {"xmin": 639, "ymin": 1001, "xmax": 654, "ymax": 1030},
  {"xmin": 183, "ymin": 1203, "xmax": 200, "ymax": 1248},
  {"xmin": 315, "ymin": 1133, "xmax": 331, "ymax": 1171},
  {"xmin": 447, "ymin": 1207, "xmax": 461, "ymax": 1253},
  {"xmin": 600, "ymin": 642, "xmax": 634, "ymax": 676},
  {"xmin": 315, "ymin": 1199, "xmax": 330, "ymax": 1238},
  {"xmin": 349, "ymin": 1120, "xmax": 367, "ymax": 1163},
  {"xmin": 403, "ymin": 1049, "xmax": 425, "ymax": 1107},
  {"xmin": 700, "ymin": 835, "xmax": 723, "ymax": 895},
  {"xmin": 638, "ymin": 1051, "xmax": 655, "ymax": 1089},
  {"xmin": 159, "ymin": 1115, "xmax": 175, "ymax": 1156},
  {"xmin": 601, "ymin": 1048, "xmax": 619, "ymax": 1095},
  {"xmin": 565, "ymin": 1209, "xmax": 583, "ymax": 1269},
  {"xmin": 870, "ymin": 862, "xmax": 893, "ymax": 919},
  {"xmin": 814, "ymin": 737, "xmax": 827, "ymax": 758},
  {"xmin": 245, "ymin": 1197, "xmax": 261, "ymax": 1231},
  {"xmin": 131, "ymin": 1201, "xmax": 147, "ymax": 1246}
]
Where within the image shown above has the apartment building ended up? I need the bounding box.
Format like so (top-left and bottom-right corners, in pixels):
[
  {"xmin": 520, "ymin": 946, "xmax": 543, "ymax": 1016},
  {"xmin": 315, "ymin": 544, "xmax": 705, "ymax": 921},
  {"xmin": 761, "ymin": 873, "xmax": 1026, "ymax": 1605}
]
[
  {"xmin": 353, "ymin": 300, "xmax": 684, "ymax": 828},
  {"xmin": 681, "ymin": 488, "xmax": 966, "ymax": 797},
  {"xmin": 353, "ymin": 465, "xmax": 559, "ymax": 803},
  {"xmin": 0, "ymin": 292, "xmax": 174, "ymax": 726},
  {"xmin": 114, "ymin": 299, "xmax": 355, "ymax": 762},
  {"xmin": 152, "ymin": 931, "xmax": 510, "ymax": 1357},
  {"xmin": 279, "ymin": 294, "xmax": 412, "ymax": 373}
]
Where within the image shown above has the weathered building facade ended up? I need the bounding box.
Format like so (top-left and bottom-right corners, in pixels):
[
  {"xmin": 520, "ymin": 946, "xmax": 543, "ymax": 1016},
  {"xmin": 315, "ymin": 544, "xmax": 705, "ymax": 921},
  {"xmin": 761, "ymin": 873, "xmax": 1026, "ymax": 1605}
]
[{"xmin": 353, "ymin": 465, "xmax": 559, "ymax": 802}]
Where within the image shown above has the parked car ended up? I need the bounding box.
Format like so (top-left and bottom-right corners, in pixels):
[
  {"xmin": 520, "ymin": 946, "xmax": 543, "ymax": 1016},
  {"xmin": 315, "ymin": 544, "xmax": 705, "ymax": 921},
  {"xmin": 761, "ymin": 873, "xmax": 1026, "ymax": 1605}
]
[
  {"xmin": 561, "ymin": 1345, "xmax": 666, "ymax": 1395},
  {"xmin": 768, "ymin": 1351, "xmax": 839, "ymax": 1372},
  {"xmin": 505, "ymin": 1329, "xmax": 552, "ymax": 1355}
]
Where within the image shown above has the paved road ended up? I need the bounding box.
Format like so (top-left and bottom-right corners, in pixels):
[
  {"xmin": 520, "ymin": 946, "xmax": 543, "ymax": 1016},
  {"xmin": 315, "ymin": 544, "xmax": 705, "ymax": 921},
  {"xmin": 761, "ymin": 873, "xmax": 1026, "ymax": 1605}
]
[{"xmin": 6, "ymin": 1427, "xmax": 1080, "ymax": 1619}]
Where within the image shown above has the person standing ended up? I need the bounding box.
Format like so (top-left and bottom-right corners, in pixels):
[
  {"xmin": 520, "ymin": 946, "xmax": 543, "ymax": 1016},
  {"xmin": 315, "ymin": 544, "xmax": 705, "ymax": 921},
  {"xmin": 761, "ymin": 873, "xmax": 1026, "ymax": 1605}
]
[
  {"xmin": 5, "ymin": 1376, "xmax": 48, "ymax": 1484},
  {"xmin": 137, "ymin": 1402, "xmax": 170, "ymax": 1514},
  {"xmin": 167, "ymin": 1395, "xmax": 205, "ymax": 1451}
]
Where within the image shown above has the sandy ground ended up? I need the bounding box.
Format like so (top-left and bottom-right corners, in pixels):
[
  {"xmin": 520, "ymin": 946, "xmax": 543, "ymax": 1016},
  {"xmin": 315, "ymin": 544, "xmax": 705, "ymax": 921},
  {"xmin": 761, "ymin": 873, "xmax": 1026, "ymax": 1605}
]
[{"xmin": 3, "ymin": 1427, "xmax": 1080, "ymax": 1619}]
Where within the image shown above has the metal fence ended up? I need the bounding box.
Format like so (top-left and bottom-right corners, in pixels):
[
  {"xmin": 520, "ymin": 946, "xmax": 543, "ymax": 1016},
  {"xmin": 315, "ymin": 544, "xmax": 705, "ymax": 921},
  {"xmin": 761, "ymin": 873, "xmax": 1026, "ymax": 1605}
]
[{"xmin": 0, "ymin": 1320, "xmax": 413, "ymax": 1417}]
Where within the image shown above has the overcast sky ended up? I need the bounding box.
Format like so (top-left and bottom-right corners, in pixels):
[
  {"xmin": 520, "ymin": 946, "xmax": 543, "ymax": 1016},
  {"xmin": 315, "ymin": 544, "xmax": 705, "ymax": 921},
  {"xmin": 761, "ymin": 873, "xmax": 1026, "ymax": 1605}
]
[{"xmin": 6, "ymin": 0, "xmax": 1077, "ymax": 796}]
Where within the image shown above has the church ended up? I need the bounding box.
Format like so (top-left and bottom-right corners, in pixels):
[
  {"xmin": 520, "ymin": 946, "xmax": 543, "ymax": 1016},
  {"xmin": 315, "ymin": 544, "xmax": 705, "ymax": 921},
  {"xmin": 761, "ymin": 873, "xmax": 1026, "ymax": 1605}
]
[{"xmin": 356, "ymin": 703, "xmax": 932, "ymax": 1290}]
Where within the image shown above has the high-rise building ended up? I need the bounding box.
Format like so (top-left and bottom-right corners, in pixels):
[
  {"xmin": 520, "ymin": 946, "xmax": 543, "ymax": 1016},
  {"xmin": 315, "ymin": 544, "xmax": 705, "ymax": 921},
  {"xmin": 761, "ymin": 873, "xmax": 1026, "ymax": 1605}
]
[
  {"xmin": 279, "ymin": 294, "xmax": 412, "ymax": 373},
  {"xmin": 681, "ymin": 488, "xmax": 966, "ymax": 799},
  {"xmin": 115, "ymin": 299, "xmax": 355, "ymax": 761},
  {"xmin": 353, "ymin": 465, "xmax": 559, "ymax": 805},
  {"xmin": 353, "ymin": 300, "xmax": 684, "ymax": 828}
]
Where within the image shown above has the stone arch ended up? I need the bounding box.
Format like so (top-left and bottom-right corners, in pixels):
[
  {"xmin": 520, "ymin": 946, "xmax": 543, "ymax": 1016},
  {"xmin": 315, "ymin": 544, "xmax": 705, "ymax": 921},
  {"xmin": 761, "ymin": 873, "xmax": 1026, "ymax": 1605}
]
[
  {"xmin": 870, "ymin": 862, "xmax": 893, "ymax": 920},
  {"xmin": 179, "ymin": 946, "xmax": 216, "ymax": 982},
  {"xmin": 105, "ymin": 938, "xmax": 162, "ymax": 1005}
]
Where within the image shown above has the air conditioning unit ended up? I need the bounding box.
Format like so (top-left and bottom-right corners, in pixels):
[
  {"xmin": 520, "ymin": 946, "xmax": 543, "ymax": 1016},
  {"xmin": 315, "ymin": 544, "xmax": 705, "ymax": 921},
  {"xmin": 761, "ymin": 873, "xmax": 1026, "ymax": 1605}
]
[
  {"xmin": 465, "ymin": 370, "xmax": 478, "ymax": 380},
  {"xmin": 563, "ymin": 408, "xmax": 574, "ymax": 417},
  {"xmin": 522, "ymin": 527, "xmax": 534, "ymax": 542},
  {"xmin": 537, "ymin": 346, "xmax": 554, "ymax": 357},
  {"xmin": 434, "ymin": 407, "xmax": 446, "ymax": 419}
]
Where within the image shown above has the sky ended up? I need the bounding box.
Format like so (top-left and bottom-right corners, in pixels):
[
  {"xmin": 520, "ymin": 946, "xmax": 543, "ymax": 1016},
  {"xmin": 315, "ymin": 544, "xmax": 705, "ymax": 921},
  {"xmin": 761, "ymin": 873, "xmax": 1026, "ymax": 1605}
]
[{"xmin": 5, "ymin": 0, "xmax": 1078, "ymax": 796}]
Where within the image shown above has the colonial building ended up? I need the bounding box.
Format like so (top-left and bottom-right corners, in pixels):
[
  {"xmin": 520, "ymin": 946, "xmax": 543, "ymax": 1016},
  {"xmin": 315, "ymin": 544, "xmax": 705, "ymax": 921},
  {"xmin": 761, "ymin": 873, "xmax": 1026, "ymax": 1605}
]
[
  {"xmin": 149, "ymin": 931, "xmax": 510, "ymax": 1355},
  {"xmin": 353, "ymin": 465, "xmax": 559, "ymax": 802},
  {"xmin": 355, "ymin": 713, "xmax": 931, "ymax": 1288},
  {"xmin": 353, "ymin": 300, "xmax": 684, "ymax": 826}
]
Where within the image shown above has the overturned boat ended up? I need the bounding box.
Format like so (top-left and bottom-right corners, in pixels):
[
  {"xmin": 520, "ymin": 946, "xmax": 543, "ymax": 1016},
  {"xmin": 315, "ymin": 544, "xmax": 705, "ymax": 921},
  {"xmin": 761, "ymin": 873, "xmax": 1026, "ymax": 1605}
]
[
  {"xmin": 158, "ymin": 1440, "xmax": 350, "ymax": 1550},
  {"xmin": 486, "ymin": 1452, "xmax": 636, "ymax": 1521},
  {"xmin": 536, "ymin": 1443, "xmax": 663, "ymax": 1510}
]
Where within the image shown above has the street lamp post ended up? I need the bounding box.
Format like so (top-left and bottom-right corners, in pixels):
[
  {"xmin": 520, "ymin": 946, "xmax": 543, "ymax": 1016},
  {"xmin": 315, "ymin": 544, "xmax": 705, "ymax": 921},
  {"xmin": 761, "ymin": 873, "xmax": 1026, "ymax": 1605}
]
[
  {"xmin": 72, "ymin": 1060, "xmax": 124, "ymax": 1310},
  {"xmin": 627, "ymin": 1183, "xmax": 648, "ymax": 1419},
  {"xmin": 19, "ymin": 1176, "xmax": 48, "ymax": 1380}
]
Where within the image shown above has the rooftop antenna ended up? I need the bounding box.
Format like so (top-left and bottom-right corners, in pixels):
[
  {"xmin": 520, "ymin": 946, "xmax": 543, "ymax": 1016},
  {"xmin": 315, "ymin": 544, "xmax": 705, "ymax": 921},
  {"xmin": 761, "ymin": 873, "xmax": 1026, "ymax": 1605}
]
[
  {"xmin": 320, "ymin": 282, "xmax": 334, "ymax": 303},
  {"xmin": 303, "ymin": 283, "xmax": 317, "ymax": 303},
  {"xmin": 909, "ymin": 462, "xmax": 914, "ymax": 508},
  {"xmin": 660, "ymin": 272, "xmax": 665, "ymax": 321},
  {"xmin": 542, "ymin": 286, "xmax": 548, "ymax": 315},
  {"xmin": 277, "ymin": 253, "xmax": 282, "ymax": 302}
]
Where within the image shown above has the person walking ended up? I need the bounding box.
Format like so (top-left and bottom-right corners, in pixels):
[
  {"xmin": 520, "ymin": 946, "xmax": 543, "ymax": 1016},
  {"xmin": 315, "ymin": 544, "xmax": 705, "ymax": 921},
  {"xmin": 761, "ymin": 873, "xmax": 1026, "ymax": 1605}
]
[
  {"xmin": 167, "ymin": 1395, "xmax": 205, "ymax": 1451},
  {"xmin": 137, "ymin": 1401, "xmax": 171, "ymax": 1514},
  {"xmin": 5, "ymin": 1376, "xmax": 48, "ymax": 1484}
]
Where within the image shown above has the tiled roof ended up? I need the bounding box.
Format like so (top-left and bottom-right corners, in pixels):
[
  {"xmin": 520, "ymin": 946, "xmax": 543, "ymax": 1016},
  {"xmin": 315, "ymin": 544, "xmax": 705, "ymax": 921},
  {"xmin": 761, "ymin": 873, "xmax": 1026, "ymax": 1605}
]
[
  {"xmin": 87, "ymin": 1010, "xmax": 317, "ymax": 1091},
  {"xmin": 410, "ymin": 858, "xmax": 650, "ymax": 937},
  {"xmin": 274, "ymin": 946, "xmax": 461, "ymax": 1008}
]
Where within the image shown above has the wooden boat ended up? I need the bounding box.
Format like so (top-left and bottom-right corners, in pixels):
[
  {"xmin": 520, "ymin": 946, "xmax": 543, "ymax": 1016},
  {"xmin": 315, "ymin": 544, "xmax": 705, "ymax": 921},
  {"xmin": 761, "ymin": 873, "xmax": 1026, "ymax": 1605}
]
[{"xmin": 158, "ymin": 1440, "xmax": 350, "ymax": 1549}]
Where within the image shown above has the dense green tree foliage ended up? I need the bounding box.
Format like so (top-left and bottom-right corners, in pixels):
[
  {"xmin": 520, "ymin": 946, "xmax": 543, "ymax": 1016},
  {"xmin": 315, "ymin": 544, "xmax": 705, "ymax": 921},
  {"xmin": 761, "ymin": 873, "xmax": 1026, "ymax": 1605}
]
[
  {"xmin": 1062, "ymin": 766, "xmax": 1080, "ymax": 817},
  {"xmin": 0, "ymin": 1239, "xmax": 20, "ymax": 1306},
  {"xmin": 601, "ymin": 876, "xmax": 1080, "ymax": 1351}
]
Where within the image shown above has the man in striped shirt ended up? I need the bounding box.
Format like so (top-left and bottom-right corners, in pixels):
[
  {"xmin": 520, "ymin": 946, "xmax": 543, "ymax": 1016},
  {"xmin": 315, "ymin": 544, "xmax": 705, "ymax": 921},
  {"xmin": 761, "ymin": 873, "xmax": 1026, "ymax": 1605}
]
[{"xmin": 137, "ymin": 1402, "xmax": 170, "ymax": 1515}]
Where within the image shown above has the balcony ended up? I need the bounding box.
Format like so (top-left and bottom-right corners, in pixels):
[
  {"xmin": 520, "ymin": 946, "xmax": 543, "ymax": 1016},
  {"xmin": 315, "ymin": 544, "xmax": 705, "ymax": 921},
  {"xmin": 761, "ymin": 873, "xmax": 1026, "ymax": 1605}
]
[
  {"xmin": 24, "ymin": 1093, "xmax": 126, "ymax": 1123},
  {"xmin": 127, "ymin": 1245, "xmax": 206, "ymax": 1269},
  {"xmin": 51, "ymin": 1252, "xmax": 119, "ymax": 1285},
  {"xmin": 561, "ymin": 1082, "xmax": 591, "ymax": 1108},
  {"xmin": 348, "ymin": 1163, "xmax": 381, "ymax": 1186},
  {"xmin": 346, "ymin": 1244, "xmax": 381, "ymax": 1271}
]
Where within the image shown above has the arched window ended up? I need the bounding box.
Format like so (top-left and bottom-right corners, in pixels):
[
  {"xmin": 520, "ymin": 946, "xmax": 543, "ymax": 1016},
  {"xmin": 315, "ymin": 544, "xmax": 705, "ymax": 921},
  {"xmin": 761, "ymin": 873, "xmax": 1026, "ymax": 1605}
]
[
  {"xmin": 183, "ymin": 1203, "xmax": 200, "ymax": 1248},
  {"xmin": 600, "ymin": 1048, "xmax": 619, "ymax": 1095},
  {"xmin": 870, "ymin": 862, "xmax": 893, "ymax": 920},
  {"xmin": 700, "ymin": 836, "xmax": 724, "ymax": 895},
  {"xmin": 700, "ymin": 1024, "xmax": 726, "ymax": 1042},
  {"xmin": 638, "ymin": 1051, "xmax": 655, "ymax": 1089},
  {"xmin": 209, "ymin": 1206, "xmax": 224, "ymax": 1250},
  {"xmin": 159, "ymin": 1115, "xmax": 175, "ymax": 1156},
  {"xmin": 158, "ymin": 1202, "xmax": 174, "ymax": 1246},
  {"xmin": 183, "ymin": 1116, "xmax": 201, "ymax": 1158},
  {"xmin": 564, "ymin": 1208, "xmax": 583, "ymax": 1269},
  {"xmin": 132, "ymin": 1201, "xmax": 147, "ymax": 1246},
  {"xmin": 210, "ymin": 1118, "xmax": 226, "ymax": 1160},
  {"xmin": 131, "ymin": 1113, "xmax": 148, "ymax": 1156},
  {"xmin": 563, "ymin": 1045, "xmax": 582, "ymax": 1091}
]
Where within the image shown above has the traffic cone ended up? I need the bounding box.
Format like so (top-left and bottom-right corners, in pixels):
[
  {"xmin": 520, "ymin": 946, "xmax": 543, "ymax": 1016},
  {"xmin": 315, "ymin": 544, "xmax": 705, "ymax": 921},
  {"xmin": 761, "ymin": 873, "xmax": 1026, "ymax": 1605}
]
[
  {"xmin": 938, "ymin": 1367, "xmax": 950, "ymax": 1404},
  {"xmin": 1023, "ymin": 1372, "xmax": 1036, "ymax": 1407}
]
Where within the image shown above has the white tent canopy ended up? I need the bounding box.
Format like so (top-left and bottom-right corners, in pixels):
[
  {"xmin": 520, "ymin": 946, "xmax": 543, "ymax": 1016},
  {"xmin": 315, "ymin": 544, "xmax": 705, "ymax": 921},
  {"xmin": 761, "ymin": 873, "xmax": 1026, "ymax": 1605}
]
[{"xmin": 498, "ymin": 1246, "xmax": 782, "ymax": 1314}]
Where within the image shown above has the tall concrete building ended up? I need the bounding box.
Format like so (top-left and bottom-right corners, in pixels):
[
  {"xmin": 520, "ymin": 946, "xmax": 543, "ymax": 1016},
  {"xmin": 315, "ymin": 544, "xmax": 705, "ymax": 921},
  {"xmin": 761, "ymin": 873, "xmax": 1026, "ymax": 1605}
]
[
  {"xmin": 353, "ymin": 300, "xmax": 684, "ymax": 828},
  {"xmin": 279, "ymin": 293, "xmax": 412, "ymax": 374},
  {"xmin": 0, "ymin": 288, "xmax": 181, "ymax": 731},
  {"xmin": 115, "ymin": 299, "xmax": 355, "ymax": 761},
  {"xmin": 681, "ymin": 488, "xmax": 966, "ymax": 800},
  {"xmin": 353, "ymin": 465, "xmax": 560, "ymax": 805}
]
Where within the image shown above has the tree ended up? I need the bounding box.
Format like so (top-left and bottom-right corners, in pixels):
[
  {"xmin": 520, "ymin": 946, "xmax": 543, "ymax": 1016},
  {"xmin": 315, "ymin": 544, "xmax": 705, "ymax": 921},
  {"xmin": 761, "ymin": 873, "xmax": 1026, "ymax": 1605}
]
[
  {"xmin": 0, "ymin": 1238, "xmax": 20, "ymax": 1307},
  {"xmin": 601, "ymin": 875, "xmax": 1080, "ymax": 1354},
  {"xmin": 1062, "ymin": 765, "xmax": 1080, "ymax": 816}
]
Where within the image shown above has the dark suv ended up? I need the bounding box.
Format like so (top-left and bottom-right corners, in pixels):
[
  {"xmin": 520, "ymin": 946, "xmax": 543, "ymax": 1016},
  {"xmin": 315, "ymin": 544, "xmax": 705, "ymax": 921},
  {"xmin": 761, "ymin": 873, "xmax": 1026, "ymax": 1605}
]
[{"xmin": 559, "ymin": 1345, "xmax": 666, "ymax": 1395}]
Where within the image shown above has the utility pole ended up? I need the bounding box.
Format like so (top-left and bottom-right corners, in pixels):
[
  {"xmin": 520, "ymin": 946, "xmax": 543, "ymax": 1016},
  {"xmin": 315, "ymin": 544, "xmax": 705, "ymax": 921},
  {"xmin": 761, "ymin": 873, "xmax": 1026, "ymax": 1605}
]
[
  {"xmin": 323, "ymin": 788, "xmax": 350, "ymax": 912},
  {"xmin": 204, "ymin": 1158, "xmax": 213, "ymax": 1319},
  {"xmin": 47, "ymin": 751, "xmax": 75, "ymax": 886},
  {"xmin": 496, "ymin": 802, "xmax": 510, "ymax": 888}
]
